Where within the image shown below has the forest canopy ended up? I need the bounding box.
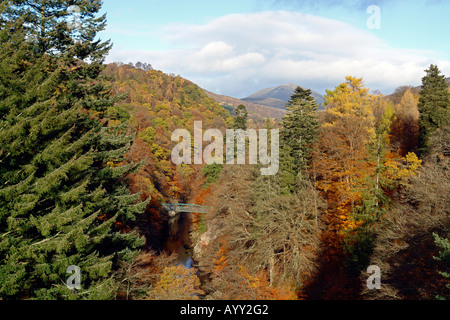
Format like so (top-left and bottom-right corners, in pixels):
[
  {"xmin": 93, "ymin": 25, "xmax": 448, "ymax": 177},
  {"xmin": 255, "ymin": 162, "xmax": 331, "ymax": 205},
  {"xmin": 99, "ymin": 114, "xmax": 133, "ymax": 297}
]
[{"xmin": 0, "ymin": 0, "xmax": 448, "ymax": 302}]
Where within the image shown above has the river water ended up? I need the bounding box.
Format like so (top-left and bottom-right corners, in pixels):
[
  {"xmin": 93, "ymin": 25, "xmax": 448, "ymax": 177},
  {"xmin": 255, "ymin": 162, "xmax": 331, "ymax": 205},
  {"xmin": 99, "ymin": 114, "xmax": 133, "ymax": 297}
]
[
  {"xmin": 161, "ymin": 211, "xmax": 212, "ymax": 298},
  {"xmin": 163, "ymin": 212, "xmax": 194, "ymax": 269}
]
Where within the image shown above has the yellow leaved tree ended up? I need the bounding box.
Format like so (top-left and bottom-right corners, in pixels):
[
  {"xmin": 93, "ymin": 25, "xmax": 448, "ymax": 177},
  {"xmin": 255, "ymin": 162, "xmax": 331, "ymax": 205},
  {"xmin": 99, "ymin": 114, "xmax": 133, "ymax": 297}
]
[{"xmin": 147, "ymin": 266, "xmax": 204, "ymax": 300}]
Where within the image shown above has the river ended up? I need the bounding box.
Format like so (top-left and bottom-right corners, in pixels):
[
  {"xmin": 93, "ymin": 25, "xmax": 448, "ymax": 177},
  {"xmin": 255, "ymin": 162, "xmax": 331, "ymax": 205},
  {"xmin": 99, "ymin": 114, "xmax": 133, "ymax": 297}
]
[{"xmin": 163, "ymin": 212, "xmax": 194, "ymax": 269}]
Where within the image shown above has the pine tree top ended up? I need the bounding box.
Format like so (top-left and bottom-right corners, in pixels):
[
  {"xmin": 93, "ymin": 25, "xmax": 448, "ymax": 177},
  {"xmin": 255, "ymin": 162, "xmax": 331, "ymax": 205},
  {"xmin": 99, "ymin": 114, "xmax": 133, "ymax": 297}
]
[{"xmin": 287, "ymin": 86, "xmax": 317, "ymax": 108}]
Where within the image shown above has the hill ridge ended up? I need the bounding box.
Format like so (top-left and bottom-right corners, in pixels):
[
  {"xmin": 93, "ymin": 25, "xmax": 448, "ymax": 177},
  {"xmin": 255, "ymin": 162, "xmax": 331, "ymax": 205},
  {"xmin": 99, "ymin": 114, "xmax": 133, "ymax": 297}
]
[
  {"xmin": 203, "ymin": 89, "xmax": 287, "ymax": 120},
  {"xmin": 242, "ymin": 84, "xmax": 325, "ymax": 110}
]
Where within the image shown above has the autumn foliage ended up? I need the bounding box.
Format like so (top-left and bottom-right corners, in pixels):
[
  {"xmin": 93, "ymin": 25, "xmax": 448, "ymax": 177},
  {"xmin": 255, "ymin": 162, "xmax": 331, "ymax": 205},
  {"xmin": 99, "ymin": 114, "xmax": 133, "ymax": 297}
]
[
  {"xmin": 108, "ymin": 65, "xmax": 446, "ymax": 301},
  {"xmin": 306, "ymin": 77, "xmax": 426, "ymax": 299}
]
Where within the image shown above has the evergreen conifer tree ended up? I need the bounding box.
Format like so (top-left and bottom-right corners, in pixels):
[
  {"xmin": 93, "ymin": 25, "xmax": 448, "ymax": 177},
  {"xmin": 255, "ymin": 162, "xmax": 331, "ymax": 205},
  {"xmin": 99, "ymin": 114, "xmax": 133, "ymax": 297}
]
[
  {"xmin": 418, "ymin": 64, "xmax": 450, "ymax": 156},
  {"xmin": 278, "ymin": 144, "xmax": 297, "ymax": 194},
  {"xmin": 433, "ymin": 233, "xmax": 450, "ymax": 300},
  {"xmin": 280, "ymin": 87, "xmax": 320, "ymax": 175},
  {"xmin": 233, "ymin": 104, "xmax": 248, "ymax": 130},
  {"xmin": 0, "ymin": 1, "xmax": 147, "ymax": 299}
]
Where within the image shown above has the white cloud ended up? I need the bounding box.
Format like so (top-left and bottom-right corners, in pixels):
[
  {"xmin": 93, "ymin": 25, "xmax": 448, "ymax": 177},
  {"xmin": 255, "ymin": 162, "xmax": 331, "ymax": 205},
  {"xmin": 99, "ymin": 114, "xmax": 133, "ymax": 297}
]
[
  {"xmin": 197, "ymin": 41, "xmax": 233, "ymax": 58},
  {"xmin": 106, "ymin": 11, "xmax": 450, "ymax": 98},
  {"xmin": 189, "ymin": 41, "xmax": 265, "ymax": 73}
]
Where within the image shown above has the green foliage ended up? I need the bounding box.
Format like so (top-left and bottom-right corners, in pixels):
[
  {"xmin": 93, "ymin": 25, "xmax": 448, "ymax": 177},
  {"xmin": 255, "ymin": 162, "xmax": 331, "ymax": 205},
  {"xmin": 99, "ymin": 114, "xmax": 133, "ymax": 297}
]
[
  {"xmin": 107, "ymin": 105, "xmax": 130, "ymax": 123},
  {"xmin": 344, "ymin": 187, "xmax": 388, "ymax": 273},
  {"xmin": 152, "ymin": 117, "xmax": 168, "ymax": 130},
  {"xmin": 281, "ymin": 87, "xmax": 320, "ymax": 175},
  {"xmin": 0, "ymin": 1, "xmax": 147, "ymax": 300},
  {"xmin": 151, "ymin": 144, "xmax": 171, "ymax": 161},
  {"xmin": 222, "ymin": 103, "xmax": 234, "ymax": 113},
  {"xmin": 196, "ymin": 215, "xmax": 208, "ymax": 235},
  {"xmin": 233, "ymin": 104, "xmax": 248, "ymax": 130},
  {"xmin": 344, "ymin": 100, "xmax": 394, "ymax": 274},
  {"xmin": 182, "ymin": 111, "xmax": 193, "ymax": 120},
  {"xmin": 138, "ymin": 127, "xmax": 157, "ymax": 146},
  {"xmin": 183, "ymin": 84, "xmax": 203, "ymax": 102},
  {"xmin": 248, "ymin": 166, "xmax": 323, "ymax": 287},
  {"xmin": 418, "ymin": 65, "xmax": 450, "ymax": 156},
  {"xmin": 278, "ymin": 145, "xmax": 298, "ymax": 195},
  {"xmin": 433, "ymin": 233, "xmax": 450, "ymax": 300},
  {"xmin": 202, "ymin": 163, "xmax": 223, "ymax": 187}
]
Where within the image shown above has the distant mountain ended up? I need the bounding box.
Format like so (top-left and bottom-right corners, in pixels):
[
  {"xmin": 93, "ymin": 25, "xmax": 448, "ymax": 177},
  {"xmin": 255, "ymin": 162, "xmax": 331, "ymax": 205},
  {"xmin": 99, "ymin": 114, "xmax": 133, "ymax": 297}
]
[
  {"xmin": 241, "ymin": 84, "xmax": 325, "ymax": 110},
  {"xmin": 203, "ymin": 90, "xmax": 287, "ymax": 120}
]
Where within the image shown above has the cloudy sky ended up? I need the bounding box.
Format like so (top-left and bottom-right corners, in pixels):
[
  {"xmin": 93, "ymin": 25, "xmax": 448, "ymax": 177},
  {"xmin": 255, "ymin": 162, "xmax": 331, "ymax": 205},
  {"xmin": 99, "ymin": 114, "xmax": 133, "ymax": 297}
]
[{"xmin": 100, "ymin": 0, "xmax": 450, "ymax": 98}]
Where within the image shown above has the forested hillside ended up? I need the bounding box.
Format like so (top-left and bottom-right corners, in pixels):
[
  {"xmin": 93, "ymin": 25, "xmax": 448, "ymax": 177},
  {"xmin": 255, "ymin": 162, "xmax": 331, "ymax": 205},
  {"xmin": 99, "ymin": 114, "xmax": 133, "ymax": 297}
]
[{"xmin": 101, "ymin": 62, "xmax": 232, "ymax": 251}]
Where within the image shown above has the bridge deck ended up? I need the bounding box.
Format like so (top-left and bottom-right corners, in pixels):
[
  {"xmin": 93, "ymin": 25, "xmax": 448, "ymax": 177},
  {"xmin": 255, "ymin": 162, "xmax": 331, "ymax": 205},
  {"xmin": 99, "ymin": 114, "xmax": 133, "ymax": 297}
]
[{"xmin": 161, "ymin": 203, "xmax": 211, "ymax": 214}]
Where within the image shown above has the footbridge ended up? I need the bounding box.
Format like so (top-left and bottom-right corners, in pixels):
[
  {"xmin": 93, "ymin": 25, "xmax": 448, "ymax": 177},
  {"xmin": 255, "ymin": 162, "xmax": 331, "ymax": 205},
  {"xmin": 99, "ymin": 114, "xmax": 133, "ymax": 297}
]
[{"xmin": 161, "ymin": 203, "xmax": 211, "ymax": 215}]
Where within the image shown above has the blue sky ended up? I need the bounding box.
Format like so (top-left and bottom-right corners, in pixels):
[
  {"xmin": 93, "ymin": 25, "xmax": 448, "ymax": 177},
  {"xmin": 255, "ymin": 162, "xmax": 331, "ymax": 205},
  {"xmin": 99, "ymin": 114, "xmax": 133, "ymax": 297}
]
[{"xmin": 99, "ymin": 0, "xmax": 450, "ymax": 98}]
